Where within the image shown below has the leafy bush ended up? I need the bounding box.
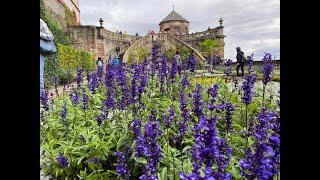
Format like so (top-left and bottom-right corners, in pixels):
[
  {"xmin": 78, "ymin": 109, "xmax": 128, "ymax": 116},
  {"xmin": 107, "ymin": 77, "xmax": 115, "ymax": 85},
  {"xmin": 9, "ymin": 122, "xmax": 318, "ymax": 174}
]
[
  {"xmin": 128, "ymin": 47, "xmax": 148, "ymax": 64},
  {"xmin": 165, "ymin": 47, "xmax": 176, "ymax": 61},
  {"xmin": 198, "ymin": 39, "xmax": 219, "ymax": 58},
  {"xmin": 58, "ymin": 44, "xmax": 95, "ymax": 71}
]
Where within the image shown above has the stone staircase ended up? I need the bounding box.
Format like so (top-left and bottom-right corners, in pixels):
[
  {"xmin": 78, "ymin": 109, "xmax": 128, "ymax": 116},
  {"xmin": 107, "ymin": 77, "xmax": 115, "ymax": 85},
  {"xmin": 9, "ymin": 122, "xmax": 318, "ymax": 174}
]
[{"xmin": 122, "ymin": 33, "xmax": 207, "ymax": 65}]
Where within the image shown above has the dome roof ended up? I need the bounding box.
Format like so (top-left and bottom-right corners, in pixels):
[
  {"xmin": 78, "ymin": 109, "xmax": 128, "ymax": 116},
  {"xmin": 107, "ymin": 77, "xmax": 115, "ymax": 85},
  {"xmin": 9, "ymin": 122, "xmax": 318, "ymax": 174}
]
[{"xmin": 159, "ymin": 10, "xmax": 189, "ymax": 25}]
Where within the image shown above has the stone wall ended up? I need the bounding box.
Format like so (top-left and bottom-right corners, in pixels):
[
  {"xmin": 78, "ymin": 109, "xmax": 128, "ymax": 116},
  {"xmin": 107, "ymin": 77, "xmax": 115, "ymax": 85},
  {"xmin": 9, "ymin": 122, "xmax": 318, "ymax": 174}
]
[
  {"xmin": 160, "ymin": 21, "xmax": 189, "ymax": 36},
  {"xmin": 68, "ymin": 25, "xmax": 141, "ymax": 61},
  {"xmin": 62, "ymin": 0, "xmax": 80, "ymax": 24},
  {"xmin": 44, "ymin": 0, "xmax": 67, "ymax": 31}
]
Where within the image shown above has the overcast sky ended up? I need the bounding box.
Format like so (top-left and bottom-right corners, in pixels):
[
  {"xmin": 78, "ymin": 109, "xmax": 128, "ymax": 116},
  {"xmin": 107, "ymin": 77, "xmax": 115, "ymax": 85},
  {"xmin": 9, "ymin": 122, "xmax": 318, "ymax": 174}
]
[{"xmin": 78, "ymin": 0, "xmax": 280, "ymax": 60}]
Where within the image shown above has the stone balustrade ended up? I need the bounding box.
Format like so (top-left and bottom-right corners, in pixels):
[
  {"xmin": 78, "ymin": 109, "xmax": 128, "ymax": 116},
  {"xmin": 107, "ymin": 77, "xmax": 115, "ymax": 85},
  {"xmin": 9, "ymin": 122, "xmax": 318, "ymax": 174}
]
[{"xmin": 179, "ymin": 26, "xmax": 225, "ymax": 42}]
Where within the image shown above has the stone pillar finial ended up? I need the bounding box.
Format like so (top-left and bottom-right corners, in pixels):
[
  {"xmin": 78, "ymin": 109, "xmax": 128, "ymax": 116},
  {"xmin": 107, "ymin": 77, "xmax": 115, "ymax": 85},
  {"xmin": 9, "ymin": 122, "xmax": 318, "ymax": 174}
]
[
  {"xmin": 219, "ymin": 18, "xmax": 223, "ymax": 26},
  {"xmin": 99, "ymin": 18, "xmax": 103, "ymax": 27}
]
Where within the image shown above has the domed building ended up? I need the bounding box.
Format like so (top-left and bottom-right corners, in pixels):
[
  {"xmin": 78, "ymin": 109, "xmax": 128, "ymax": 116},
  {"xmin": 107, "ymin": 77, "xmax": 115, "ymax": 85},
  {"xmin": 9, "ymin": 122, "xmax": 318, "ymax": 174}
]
[{"xmin": 159, "ymin": 10, "xmax": 189, "ymax": 36}]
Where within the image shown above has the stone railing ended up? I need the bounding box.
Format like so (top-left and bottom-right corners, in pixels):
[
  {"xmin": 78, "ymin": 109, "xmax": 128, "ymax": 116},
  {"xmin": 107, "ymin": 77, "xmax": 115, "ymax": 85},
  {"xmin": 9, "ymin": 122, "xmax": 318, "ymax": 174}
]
[
  {"xmin": 158, "ymin": 33, "xmax": 206, "ymax": 65},
  {"xmin": 99, "ymin": 28, "xmax": 141, "ymax": 42},
  {"xmin": 122, "ymin": 34, "xmax": 153, "ymax": 63},
  {"xmin": 179, "ymin": 26, "xmax": 225, "ymax": 42}
]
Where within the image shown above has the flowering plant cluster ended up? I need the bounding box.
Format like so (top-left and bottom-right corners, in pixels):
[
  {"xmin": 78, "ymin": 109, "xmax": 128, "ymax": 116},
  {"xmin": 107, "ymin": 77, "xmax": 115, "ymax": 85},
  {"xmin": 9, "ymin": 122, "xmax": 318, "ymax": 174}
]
[{"xmin": 40, "ymin": 49, "xmax": 279, "ymax": 179}]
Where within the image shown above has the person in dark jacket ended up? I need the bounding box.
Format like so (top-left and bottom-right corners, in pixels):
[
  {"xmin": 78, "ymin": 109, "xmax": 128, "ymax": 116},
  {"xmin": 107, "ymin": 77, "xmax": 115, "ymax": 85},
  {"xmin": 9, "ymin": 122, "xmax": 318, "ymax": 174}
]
[
  {"xmin": 115, "ymin": 45, "xmax": 120, "ymax": 56},
  {"xmin": 236, "ymin": 47, "xmax": 246, "ymax": 76}
]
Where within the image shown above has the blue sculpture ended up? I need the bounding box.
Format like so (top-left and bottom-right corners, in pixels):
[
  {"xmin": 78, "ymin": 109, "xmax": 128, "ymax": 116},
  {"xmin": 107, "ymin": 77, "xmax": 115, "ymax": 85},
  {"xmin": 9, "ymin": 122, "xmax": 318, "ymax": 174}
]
[{"xmin": 40, "ymin": 18, "xmax": 57, "ymax": 94}]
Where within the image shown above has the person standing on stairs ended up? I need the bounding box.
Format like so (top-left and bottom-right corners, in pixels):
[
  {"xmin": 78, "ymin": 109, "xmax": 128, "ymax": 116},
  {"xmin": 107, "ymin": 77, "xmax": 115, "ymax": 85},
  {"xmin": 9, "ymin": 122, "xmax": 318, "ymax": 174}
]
[{"xmin": 116, "ymin": 45, "xmax": 120, "ymax": 56}]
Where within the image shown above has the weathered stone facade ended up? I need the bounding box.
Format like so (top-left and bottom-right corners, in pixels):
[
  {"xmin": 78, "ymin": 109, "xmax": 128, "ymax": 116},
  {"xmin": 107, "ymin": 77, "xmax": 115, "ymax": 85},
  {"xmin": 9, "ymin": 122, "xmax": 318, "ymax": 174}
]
[
  {"xmin": 159, "ymin": 10, "xmax": 225, "ymax": 59},
  {"xmin": 160, "ymin": 21, "xmax": 189, "ymax": 36},
  {"xmin": 68, "ymin": 25, "xmax": 141, "ymax": 61},
  {"xmin": 43, "ymin": 0, "xmax": 80, "ymax": 31}
]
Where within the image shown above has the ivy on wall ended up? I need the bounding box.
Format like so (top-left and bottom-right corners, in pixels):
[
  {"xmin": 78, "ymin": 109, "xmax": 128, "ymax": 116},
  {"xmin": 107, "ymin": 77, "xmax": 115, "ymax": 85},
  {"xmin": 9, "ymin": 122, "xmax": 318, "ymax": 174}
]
[
  {"xmin": 40, "ymin": 0, "xmax": 70, "ymax": 45},
  {"xmin": 64, "ymin": 5, "xmax": 77, "ymax": 26}
]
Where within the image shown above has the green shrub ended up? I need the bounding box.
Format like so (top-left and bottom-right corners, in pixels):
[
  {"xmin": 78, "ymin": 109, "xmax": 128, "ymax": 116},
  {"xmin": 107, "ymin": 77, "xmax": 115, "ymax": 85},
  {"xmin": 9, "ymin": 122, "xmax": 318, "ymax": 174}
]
[
  {"xmin": 58, "ymin": 44, "xmax": 95, "ymax": 71},
  {"xmin": 165, "ymin": 48, "xmax": 176, "ymax": 61}
]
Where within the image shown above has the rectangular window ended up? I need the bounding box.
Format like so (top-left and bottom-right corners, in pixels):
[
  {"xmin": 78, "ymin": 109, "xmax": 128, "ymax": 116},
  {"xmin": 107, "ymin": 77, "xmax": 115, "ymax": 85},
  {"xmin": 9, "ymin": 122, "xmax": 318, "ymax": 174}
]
[{"xmin": 175, "ymin": 27, "xmax": 180, "ymax": 33}]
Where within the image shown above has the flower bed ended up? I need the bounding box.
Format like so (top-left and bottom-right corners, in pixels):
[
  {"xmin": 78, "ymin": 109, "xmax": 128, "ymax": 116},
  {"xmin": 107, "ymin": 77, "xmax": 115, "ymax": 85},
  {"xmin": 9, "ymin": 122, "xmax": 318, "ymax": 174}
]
[{"xmin": 40, "ymin": 51, "xmax": 280, "ymax": 179}]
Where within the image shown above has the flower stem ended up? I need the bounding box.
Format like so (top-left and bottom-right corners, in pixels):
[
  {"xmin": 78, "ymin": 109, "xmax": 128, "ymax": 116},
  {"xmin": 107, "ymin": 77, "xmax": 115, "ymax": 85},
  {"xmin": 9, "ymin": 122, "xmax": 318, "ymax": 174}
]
[
  {"xmin": 262, "ymin": 84, "xmax": 266, "ymax": 108},
  {"xmin": 245, "ymin": 104, "xmax": 248, "ymax": 148}
]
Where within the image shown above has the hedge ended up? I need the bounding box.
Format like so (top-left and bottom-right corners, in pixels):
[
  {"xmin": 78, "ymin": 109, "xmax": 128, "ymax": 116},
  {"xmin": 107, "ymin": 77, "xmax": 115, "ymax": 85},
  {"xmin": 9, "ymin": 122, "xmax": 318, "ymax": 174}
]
[{"xmin": 58, "ymin": 44, "xmax": 95, "ymax": 71}]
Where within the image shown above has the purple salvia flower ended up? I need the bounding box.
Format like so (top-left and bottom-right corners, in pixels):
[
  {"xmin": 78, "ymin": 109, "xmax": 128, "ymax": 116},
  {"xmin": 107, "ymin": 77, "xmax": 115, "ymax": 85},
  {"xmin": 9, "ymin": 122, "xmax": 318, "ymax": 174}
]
[
  {"xmin": 224, "ymin": 59, "xmax": 233, "ymax": 77},
  {"xmin": 89, "ymin": 73, "xmax": 99, "ymax": 94},
  {"xmin": 131, "ymin": 119, "xmax": 142, "ymax": 137},
  {"xmin": 262, "ymin": 53, "xmax": 274, "ymax": 85},
  {"xmin": 96, "ymin": 114, "xmax": 103, "ymax": 127},
  {"xmin": 56, "ymin": 154, "xmax": 69, "ymax": 168},
  {"xmin": 96, "ymin": 65, "xmax": 104, "ymax": 84},
  {"xmin": 239, "ymin": 109, "xmax": 278, "ymax": 179},
  {"xmin": 60, "ymin": 102, "xmax": 67, "ymax": 120},
  {"xmin": 163, "ymin": 107, "xmax": 174, "ymax": 128},
  {"xmin": 241, "ymin": 74, "xmax": 257, "ymax": 105},
  {"xmin": 181, "ymin": 74, "xmax": 190, "ymax": 91},
  {"xmin": 142, "ymin": 121, "xmax": 162, "ymax": 177},
  {"xmin": 174, "ymin": 91, "xmax": 190, "ymax": 146},
  {"xmin": 170, "ymin": 56, "xmax": 178, "ymax": 83},
  {"xmin": 117, "ymin": 65, "xmax": 130, "ymax": 109},
  {"xmin": 192, "ymin": 83, "xmax": 204, "ymax": 119},
  {"xmin": 131, "ymin": 65, "xmax": 141, "ymax": 105},
  {"xmin": 89, "ymin": 157, "xmax": 100, "ymax": 164},
  {"xmin": 115, "ymin": 151, "xmax": 130, "ymax": 178},
  {"xmin": 70, "ymin": 90, "xmax": 79, "ymax": 106},
  {"xmin": 40, "ymin": 90, "xmax": 49, "ymax": 111},
  {"xmin": 159, "ymin": 54, "xmax": 168, "ymax": 93},
  {"xmin": 81, "ymin": 91, "xmax": 89, "ymax": 110},
  {"xmin": 225, "ymin": 103, "xmax": 235, "ymax": 133},
  {"xmin": 207, "ymin": 84, "xmax": 219, "ymax": 111},
  {"xmin": 190, "ymin": 54, "xmax": 196, "ymax": 72}
]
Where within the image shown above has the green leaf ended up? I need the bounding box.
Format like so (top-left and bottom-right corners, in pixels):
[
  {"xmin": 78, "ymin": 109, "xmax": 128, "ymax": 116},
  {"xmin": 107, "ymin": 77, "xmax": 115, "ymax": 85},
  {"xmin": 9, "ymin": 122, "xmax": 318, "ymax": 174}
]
[
  {"xmin": 77, "ymin": 155, "xmax": 87, "ymax": 165},
  {"xmin": 182, "ymin": 145, "xmax": 192, "ymax": 154},
  {"xmin": 135, "ymin": 157, "xmax": 147, "ymax": 164},
  {"xmin": 160, "ymin": 167, "xmax": 167, "ymax": 180}
]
